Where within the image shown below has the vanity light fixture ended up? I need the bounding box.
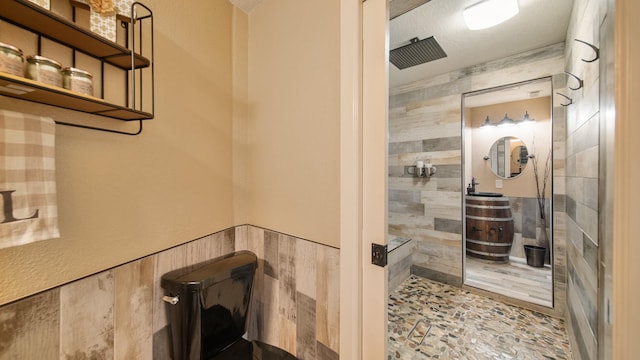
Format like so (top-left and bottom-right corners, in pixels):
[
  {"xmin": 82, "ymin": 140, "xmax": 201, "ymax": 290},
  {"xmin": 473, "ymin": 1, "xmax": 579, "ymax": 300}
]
[
  {"xmin": 520, "ymin": 110, "xmax": 534, "ymax": 123},
  {"xmin": 480, "ymin": 115, "xmax": 493, "ymax": 128},
  {"xmin": 463, "ymin": 0, "xmax": 519, "ymax": 30},
  {"xmin": 497, "ymin": 113, "xmax": 515, "ymax": 127}
]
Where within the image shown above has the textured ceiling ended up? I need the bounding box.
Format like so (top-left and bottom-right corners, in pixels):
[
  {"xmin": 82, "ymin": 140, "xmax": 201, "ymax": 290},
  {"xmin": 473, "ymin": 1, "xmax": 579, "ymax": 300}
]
[{"xmin": 390, "ymin": 0, "xmax": 575, "ymax": 87}]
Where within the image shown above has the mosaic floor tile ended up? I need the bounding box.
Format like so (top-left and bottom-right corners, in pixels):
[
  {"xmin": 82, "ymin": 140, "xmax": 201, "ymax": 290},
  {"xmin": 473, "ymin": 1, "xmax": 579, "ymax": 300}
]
[{"xmin": 388, "ymin": 276, "xmax": 572, "ymax": 359}]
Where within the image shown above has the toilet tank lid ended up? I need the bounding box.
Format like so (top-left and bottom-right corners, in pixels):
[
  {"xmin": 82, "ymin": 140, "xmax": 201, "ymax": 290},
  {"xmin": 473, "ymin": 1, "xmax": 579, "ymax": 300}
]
[{"xmin": 161, "ymin": 250, "xmax": 258, "ymax": 293}]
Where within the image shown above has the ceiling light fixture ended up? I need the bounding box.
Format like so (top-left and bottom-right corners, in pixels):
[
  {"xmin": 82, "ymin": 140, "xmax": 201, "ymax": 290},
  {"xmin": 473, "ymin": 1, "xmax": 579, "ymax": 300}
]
[{"xmin": 463, "ymin": 0, "xmax": 519, "ymax": 30}]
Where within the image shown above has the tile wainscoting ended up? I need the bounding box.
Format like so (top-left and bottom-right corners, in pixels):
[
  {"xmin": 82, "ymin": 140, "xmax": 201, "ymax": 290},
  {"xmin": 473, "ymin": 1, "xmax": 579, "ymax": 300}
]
[{"xmin": 0, "ymin": 225, "xmax": 339, "ymax": 360}]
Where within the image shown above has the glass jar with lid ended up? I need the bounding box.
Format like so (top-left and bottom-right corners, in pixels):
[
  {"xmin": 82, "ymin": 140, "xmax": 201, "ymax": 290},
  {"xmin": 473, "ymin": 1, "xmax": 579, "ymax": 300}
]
[
  {"xmin": 0, "ymin": 42, "xmax": 25, "ymax": 77},
  {"xmin": 61, "ymin": 67, "xmax": 93, "ymax": 96},
  {"xmin": 25, "ymin": 55, "xmax": 62, "ymax": 87}
]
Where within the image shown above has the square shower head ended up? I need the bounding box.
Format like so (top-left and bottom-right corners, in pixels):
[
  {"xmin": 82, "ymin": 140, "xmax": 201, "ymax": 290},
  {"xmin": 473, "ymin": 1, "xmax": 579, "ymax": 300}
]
[{"xmin": 390, "ymin": 36, "xmax": 447, "ymax": 70}]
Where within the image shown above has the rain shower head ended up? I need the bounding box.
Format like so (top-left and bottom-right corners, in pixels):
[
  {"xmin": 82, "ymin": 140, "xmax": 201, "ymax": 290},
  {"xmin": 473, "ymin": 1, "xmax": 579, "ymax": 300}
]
[{"xmin": 390, "ymin": 36, "xmax": 447, "ymax": 70}]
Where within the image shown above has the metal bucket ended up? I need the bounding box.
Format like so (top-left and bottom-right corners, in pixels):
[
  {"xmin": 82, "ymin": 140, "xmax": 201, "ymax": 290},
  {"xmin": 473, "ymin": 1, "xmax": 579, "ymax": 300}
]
[{"xmin": 524, "ymin": 245, "xmax": 547, "ymax": 268}]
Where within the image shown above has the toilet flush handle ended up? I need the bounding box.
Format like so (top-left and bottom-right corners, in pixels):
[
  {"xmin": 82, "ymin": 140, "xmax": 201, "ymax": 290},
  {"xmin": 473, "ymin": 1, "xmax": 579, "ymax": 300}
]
[{"xmin": 162, "ymin": 295, "xmax": 179, "ymax": 305}]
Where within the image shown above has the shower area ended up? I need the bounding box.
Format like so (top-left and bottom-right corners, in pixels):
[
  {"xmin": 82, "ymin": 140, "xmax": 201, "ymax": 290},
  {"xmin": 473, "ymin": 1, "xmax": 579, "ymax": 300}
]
[
  {"xmin": 386, "ymin": 1, "xmax": 570, "ymax": 319},
  {"xmin": 387, "ymin": 42, "xmax": 567, "ymax": 314},
  {"xmin": 386, "ymin": 0, "xmax": 610, "ymax": 359}
]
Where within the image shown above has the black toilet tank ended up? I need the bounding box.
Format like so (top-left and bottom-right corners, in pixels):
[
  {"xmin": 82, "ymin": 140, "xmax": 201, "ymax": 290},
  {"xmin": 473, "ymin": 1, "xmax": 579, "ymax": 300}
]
[{"xmin": 161, "ymin": 251, "xmax": 258, "ymax": 360}]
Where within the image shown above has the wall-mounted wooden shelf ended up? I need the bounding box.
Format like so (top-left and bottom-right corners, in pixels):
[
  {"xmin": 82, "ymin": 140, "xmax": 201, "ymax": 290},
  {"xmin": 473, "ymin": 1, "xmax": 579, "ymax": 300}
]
[
  {"xmin": 0, "ymin": 0, "xmax": 154, "ymax": 133},
  {"xmin": 0, "ymin": 72, "xmax": 152, "ymax": 120},
  {"xmin": 0, "ymin": 0, "xmax": 150, "ymax": 70}
]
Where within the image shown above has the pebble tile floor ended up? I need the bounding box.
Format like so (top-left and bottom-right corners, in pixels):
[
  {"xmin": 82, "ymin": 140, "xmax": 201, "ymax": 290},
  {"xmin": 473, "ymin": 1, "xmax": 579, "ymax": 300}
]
[{"xmin": 388, "ymin": 275, "xmax": 573, "ymax": 359}]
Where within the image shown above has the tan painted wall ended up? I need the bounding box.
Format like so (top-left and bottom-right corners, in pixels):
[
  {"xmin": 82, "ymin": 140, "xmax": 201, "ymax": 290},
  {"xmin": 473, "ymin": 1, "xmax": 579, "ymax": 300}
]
[
  {"xmin": 614, "ymin": 0, "xmax": 640, "ymax": 357},
  {"xmin": 0, "ymin": 0, "xmax": 237, "ymax": 305},
  {"xmin": 468, "ymin": 97, "xmax": 552, "ymax": 198},
  {"xmin": 245, "ymin": 0, "xmax": 341, "ymax": 247}
]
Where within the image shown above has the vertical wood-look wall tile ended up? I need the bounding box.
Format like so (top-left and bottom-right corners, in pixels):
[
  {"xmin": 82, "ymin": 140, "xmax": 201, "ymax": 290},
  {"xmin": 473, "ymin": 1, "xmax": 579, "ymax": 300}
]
[
  {"xmin": 296, "ymin": 292, "xmax": 317, "ymax": 360},
  {"xmin": 278, "ymin": 234, "xmax": 297, "ymax": 322},
  {"xmin": 152, "ymin": 243, "xmax": 188, "ymax": 333},
  {"xmin": 0, "ymin": 289, "xmax": 59, "ymax": 359},
  {"xmin": 235, "ymin": 224, "xmax": 249, "ymax": 250},
  {"xmin": 60, "ymin": 271, "xmax": 114, "ymax": 359},
  {"xmin": 316, "ymin": 245, "xmax": 340, "ymax": 353},
  {"xmin": 264, "ymin": 230, "xmax": 280, "ymax": 279},
  {"xmin": 295, "ymin": 238, "xmax": 317, "ymax": 299},
  {"xmin": 262, "ymin": 273, "xmax": 280, "ymax": 347},
  {"xmin": 246, "ymin": 226, "xmax": 266, "ymax": 305},
  {"xmin": 278, "ymin": 315, "xmax": 297, "ymax": 355},
  {"xmin": 114, "ymin": 257, "xmax": 154, "ymax": 360},
  {"xmin": 317, "ymin": 340, "xmax": 340, "ymax": 360}
]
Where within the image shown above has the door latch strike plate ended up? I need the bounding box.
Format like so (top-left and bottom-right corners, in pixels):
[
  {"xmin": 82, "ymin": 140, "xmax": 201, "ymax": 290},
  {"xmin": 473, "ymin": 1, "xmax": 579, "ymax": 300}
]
[{"xmin": 371, "ymin": 243, "xmax": 388, "ymax": 267}]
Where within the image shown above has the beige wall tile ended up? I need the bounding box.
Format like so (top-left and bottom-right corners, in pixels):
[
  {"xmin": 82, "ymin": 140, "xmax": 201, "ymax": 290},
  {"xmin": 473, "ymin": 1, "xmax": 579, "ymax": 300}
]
[
  {"xmin": 278, "ymin": 235, "xmax": 297, "ymax": 322},
  {"xmin": 296, "ymin": 239, "xmax": 318, "ymax": 299},
  {"xmin": 296, "ymin": 292, "xmax": 317, "ymax": 360},
  {"xmin": 114, "ymin": 257, "xmax": 154, "ymax": 360},
  {"xmin": 316, "ymin": 246, "xmax": 340, "ymax": 352},
  {"xmin": 60, "ymin": 271, "xmax": 114, "ymax": 359},
  {"xmin": 278, "ymin": 316, "xmax": 297, "ymax": 355},
  {"xmin": 0, "ymin": 289, "xmax": 59, "ymax": 359}
]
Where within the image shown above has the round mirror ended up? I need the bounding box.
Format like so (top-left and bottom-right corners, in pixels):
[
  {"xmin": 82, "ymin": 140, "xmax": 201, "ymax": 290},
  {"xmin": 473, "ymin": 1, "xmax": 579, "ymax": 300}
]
[{"xmin": 487, "ymin": 136, "xmax": 529, "ymax": 178}]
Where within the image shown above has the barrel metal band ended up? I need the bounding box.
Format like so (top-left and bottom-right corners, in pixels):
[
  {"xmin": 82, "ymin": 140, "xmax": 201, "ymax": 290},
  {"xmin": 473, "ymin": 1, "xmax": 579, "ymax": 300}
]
[
  {"xmin": 466, "ymin": 248, "xmax": 510, "ymax": 257},
  {"xmin": 466, "ymin": 215, "xmax": 514, "ymax": 221},
  {"xmin": 466, "ymin": 204, "xmax": 511, "ymax": 210},
  {"xmin": 466, "ymin": 239, "xmax": 512, "ymax": 246}
]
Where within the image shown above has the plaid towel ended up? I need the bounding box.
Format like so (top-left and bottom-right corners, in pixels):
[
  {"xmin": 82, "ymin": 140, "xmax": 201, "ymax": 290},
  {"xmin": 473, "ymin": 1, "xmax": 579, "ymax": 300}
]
[{"xmin": 0, "ymin": 110, "xmax": 59, "ymax": 249}]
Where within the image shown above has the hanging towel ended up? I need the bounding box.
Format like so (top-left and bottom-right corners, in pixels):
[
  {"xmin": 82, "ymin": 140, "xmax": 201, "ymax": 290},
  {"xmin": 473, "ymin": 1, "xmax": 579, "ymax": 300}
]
[{"xmin": 0, "ymin": 110, "xmax": 59, "ymax": 249}]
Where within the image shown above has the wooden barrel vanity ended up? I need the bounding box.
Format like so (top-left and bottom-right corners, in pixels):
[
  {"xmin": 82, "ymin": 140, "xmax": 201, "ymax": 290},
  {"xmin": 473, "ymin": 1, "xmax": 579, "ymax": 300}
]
[{"xmin": 465, "ymin": 194, "xmax": 514, "ymax": 263}]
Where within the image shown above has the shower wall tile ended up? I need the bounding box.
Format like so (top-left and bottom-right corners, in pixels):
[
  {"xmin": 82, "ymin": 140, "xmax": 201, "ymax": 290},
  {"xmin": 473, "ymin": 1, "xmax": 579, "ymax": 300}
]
[
  {"xmin": 422, "ymin": 191, "xmax": 461, "ymax": 220},
  {"xmin": 0, "ymin": 226, "xmax": 339, "ymax": 360},
  {"xmin": 582, "ymin": 234, "xmax": 598, "ymax": 276},
  {"xmin": 575, "ymin": 146, "xmax": 599, "ymax": 179},
  {"xmin": 389, "ymin": 189, "xmax": 422, "ymax": 203},
  {"xmin": 433, "ymin": 218, "xmax": 461, "ymax": 235},
  {"xmin": 521, "ymin": 197, "xmax": 539, "ymax": 239},
  {"xmin": 389, "ymin": 140, "xmax": 423, "ymax": 154},
  {"xmin": 388, "ymin": 200, "xmax": 425, "ymax": 215},
  {"xmin": 565, "ymin": 20, "xmax": 601, "ymax": 348},
  {"xmin": 0, "ymin": 289, "xmax": 59, "ymax": 359},
  {"xmin": 389, "ymin": 250, "xmax": 413, "ymax": 291},
  {"xmin": 395, "ymin": 150, "xmax": 461, "ymax": 166},
  {"xmin": 422, "ymin": 136, "xmax": 461, "ymax": 152},
  {"xmin": 436, "ymin": 178, "xmax": 463, "ymax": 192},
  {"xmin": 60, "ymin": 271, "xmax": 114, "ymax": 360},
  {"xmin": 583, "ymin": 178, "xmax": 598, "ymax": 211}
]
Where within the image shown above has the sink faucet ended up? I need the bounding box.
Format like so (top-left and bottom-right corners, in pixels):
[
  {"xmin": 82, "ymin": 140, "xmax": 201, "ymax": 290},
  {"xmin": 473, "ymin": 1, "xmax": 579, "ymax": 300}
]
[{"xmin": 467, "ymin": 177, "xmax": 479, "ymax": 194}]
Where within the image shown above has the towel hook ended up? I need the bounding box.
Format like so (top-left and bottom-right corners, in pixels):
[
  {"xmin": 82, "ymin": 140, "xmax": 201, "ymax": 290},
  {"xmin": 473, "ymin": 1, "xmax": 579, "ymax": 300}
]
[
  {"xmin": 556, "ymin": 92, "xmax": 573, "ymax": 107},
  {"xmin": 574, "ymin": 39, "xmax": 600, "ymax": 63},
  {"xmin": 564, "ymin": 71, "xmax": 584, "ymax": 90}
]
